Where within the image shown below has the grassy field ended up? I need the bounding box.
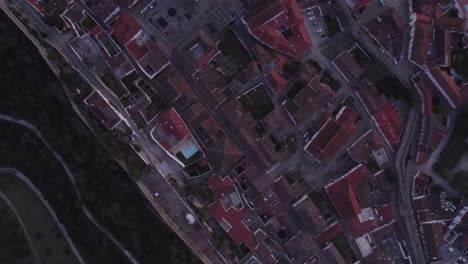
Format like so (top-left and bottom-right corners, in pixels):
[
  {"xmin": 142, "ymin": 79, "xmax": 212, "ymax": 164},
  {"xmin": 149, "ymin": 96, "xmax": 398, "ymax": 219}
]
[
  {"xmin": 218, "ymin": 29, "xmax": 252, "ymax": 69},
  {"xmin": 239, "ymin": 86, "xmax": 274, "ymax": 120},
  {"xmin": 0, "ymin": 173, "xmax": 80, "ymax": 264},
  {"xmin": 320, "ymin": 70, "xmax": 341, "ymax": 91},
  {"xmin": 0, "ymin": 197, "xmax": 35, "ymax": 264},
  {"xmin": 333, "ymin": 234, "xmax": 357, "ymax": 263},
  {"xmin": 324, "ymin": 15, "xmax": 341, "ymax": 36}
]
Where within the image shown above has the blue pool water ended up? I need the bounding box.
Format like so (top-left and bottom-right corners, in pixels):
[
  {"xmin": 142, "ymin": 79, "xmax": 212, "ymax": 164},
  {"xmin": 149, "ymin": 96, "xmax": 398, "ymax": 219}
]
[{"xmin": 181, "ymin": 143, "xmax": 199, "ymax": 159}]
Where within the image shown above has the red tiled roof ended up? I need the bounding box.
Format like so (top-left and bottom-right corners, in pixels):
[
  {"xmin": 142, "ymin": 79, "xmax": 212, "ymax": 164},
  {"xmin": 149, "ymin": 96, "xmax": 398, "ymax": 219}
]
[
  {"xmin": 414, "ymin": 171, "xmax": 430, "ymax": 188},
  {"xmin": 314, "ymin": 222, "xmax": 343, "ymax": 248},
  {"xmin": 208, "ymin": 175, "xmax": 235, "ymax": 199},
  {"xmin": 156, "ymin": 108, "xmax": 191, "ymax": 144},
  {"xmin": 305, "ymin": 107, "xmax": 359, "ymax": 163},
  {"xmin": 84, "ymin": 91, "xmax": 121, "ymax": 130},
  {"xmin": 373, "ymin": 102, "xmax": 404, "ymax": 147},
  {"xmin": 416, "ymin": 151, "xmax": 429, "ymax": 164},
  {"xmin": 209, "ymin": 200, "xmax": 253, "ymax": 250},
  {"xmin": 125, "ymin": 39, "xmax": 149, "ymax": 60},
  {"xmin": 110, "ymin": 11, "xmax": 142, "ymax": 45},
  {"xmin": 376, "ymin": 204, "xmax": 394, "ymax": 223},
  {"xmin": 410, "ymin": 14, "xmax": 432, "ymax": 66},
  {"xmin": 422, "ymin": 89, "xmax": 433, "ymax": 115},
  {"xmin": 428, "ymin": 66, "xmax": 461, "ymax": 108},
  {"xmin": 245, "ymin": 0, "xmax": 312, "ymax": 57},
  {"xmin": 267, "ymin": 68, "xmax": 289, "ymax": 95},
  {"xmin": 325, "ymin": 164, "xmax": 378, "ymax": 237}
]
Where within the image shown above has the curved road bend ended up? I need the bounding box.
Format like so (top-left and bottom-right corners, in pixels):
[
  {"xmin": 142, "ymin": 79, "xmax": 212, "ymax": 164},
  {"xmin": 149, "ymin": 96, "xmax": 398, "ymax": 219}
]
[
  {"xmin": 0, "ymin": 168, "xmax": 87, "ymax": 264},
  {"xmin": 0, "ymin": 116, "xmax": 138, "ymax": 264}
]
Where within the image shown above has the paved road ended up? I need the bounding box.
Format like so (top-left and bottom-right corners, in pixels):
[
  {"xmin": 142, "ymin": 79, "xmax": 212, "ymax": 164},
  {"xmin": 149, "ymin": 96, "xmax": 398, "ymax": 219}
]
[
  {"xmin": 394, "ymin": 107, "xmax": 426, "ymax": 264},
  {"xmin": 0, "ymin": 188, "xmax": 43, "ymax": 264}
]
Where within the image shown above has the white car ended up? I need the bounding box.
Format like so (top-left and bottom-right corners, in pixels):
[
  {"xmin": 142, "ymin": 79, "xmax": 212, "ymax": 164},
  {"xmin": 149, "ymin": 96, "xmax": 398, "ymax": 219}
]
[{"xmin": 316, "ymin": 28, "xmax": 323, "ymax": 33}]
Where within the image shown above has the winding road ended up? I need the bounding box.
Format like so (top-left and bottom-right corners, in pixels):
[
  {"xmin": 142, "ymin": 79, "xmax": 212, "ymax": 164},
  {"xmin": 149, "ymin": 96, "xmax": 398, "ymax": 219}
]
[{"xmin": 0, "ymin": 115, "xmax": 138, "ymax": 264}]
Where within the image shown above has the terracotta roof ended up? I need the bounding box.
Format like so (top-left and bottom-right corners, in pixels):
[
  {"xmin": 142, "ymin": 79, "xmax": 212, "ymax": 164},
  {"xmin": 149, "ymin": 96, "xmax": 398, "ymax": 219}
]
[
  {"xmin": 305, "ymin": 107, "xmax": 359, "ymax": 163},
  {"xmin": 347, "ymin": 129, "xmax": 385, "ymax": 164},
  {"xmin": 409, "ymin": 14, "xmax": 432, "ymax": 66},
  {"xmin": 427, "ymin": 66, "xmax": 461, "ymax": 108},
  {"xmin": 373, "ymin": 102, "xmax": 404, "ymax": 147},
  {"xmin": 208, "ymin": 177, "xmax": 254, "ymax": 250},
  {"xmin": 84, "ymin": 91, "xmax": 121, "ymax": 130},
  {"xmin": 110, "ymin": 11, "xmax": 142, "ymax": 46},
  {"xmin": 376, "ymin": 204, "xmax": 394, "ymax": 223},
  {"xmin": 332, "ymin": 51, "xmax": 364, "ymax": 82},
  {"xmin": 245, "ymin": 0, "xmax": 312, "ymax": 57},
  {"xmin": 267, "ymin": 67, "xmax": 289, "ymax": 95},
  {"xmin": 208, "ymin": 175, "xmax": 235, "ymax": 199},
  {"xmin": 325, "ymin": 164, "xmax": 378, "ymax": 237},
  {"xmin": 155, "ymin": 108, "xmax": 191, "ymax": 145}
]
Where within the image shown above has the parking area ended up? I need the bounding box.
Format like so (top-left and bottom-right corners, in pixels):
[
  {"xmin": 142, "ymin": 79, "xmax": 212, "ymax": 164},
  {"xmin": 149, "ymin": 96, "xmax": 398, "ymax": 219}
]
[
  {"xmin": 140, "ymin": 0, "xmax": 193, "ymax": 43},
  {"xmin": 303, "ymin": 7, "xmax": 327, "ymax": 39},
  {"xmin": 138, "ymin": 0, "xmax": 243, "ymax": 43}
]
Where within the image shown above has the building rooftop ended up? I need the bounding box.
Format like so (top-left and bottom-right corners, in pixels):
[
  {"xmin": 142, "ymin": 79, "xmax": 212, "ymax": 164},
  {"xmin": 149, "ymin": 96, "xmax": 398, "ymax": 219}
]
[
  {"xmin": 325, "ymin": 164, "xmax": 378, "ymax": 237},
  {"xmin": 347, "ymin": 129, "xmax": 385, "ymax": 164},
  {"xmin": 84, "ymin": 91, "xmax": 122, "ymax": 130},
  {"xmin": 244, "ymin": 0, "xmax": 312, "ymax": 57},
  {"xmin": 304, "ymin": 106, "xmax": 359, "ymax": 163},
  {"xmin": 422, "ymin": 222, "xmax": 445, "ymax": 261},
  {"xmin": 208, "ymin": 175, "xmax": 254, "ymax": 250},
  {"xmin": 110, "ymin": 11, "xmax": 170, "ymax": 78},
  {"xmin": 427, "ymin": 66, "xmax": 462, "ymax": 108},
  {"xmin": 363, "ymin": 8, "xmax": 403, "ymax": 58},
  {"xmin": 292, "ymin": 194, "xmax": 328, "ymax": 235},
  {"xmin": 408, "ymin": 13, "xmax": 432, "ymax": 67},
  {"xmin": 373, "ymin": 102, "xmax": 404, "ymax": 148},
  {"xmin": 332, "ymin": 49, "xmax": 364, "ymax": 82}
]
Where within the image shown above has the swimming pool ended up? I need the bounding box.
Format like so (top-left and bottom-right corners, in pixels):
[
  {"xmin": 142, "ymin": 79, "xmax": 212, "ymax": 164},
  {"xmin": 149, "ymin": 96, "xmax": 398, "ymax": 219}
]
[{"xmin": 180, "ymin": 142, "xmax": 199, "ymax": 159}]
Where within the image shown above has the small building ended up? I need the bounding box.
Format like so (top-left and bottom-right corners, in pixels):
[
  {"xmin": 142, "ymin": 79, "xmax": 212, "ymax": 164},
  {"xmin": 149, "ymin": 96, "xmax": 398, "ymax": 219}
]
[
  {"xmin": 324, "ymin": 164, "xmax": 378, "ymax": 237},
  {"xmin": 208, "ymin": 175, "xmax": 254, "ymax": 250},
  {"xmin": 84, "ymin": 91, "xmax": 122, "ymax": 130},
  {"xmin": 292, "ymin": 194, "xmax": 328, "ymax": 235},
  {"xmin": 408, "ymin": 13, "xmax": 432, "ymax": 68},
  {"xmin": 426, "ymin": 65, "xmax": 462, "ymax": 109},
  {"xmin": 363, "ymin": 8, "xmax": 403, "ymax": 58},
  {"xmin": 149, "ymin": 108, "xmax": 202, "ymax": 166},
  {"xmin": 243, "ymin": 0, "xmax": 312, "ymax": 57},
  {"xmin": 421, "ymin": 222, "xmax": 445, "ymax": 262},
  {"xmin": 304, "ymin": 106, "xmax": 359, "ymax": 164},
  {"xmin": 347, "ymin": 129, "xmax": 385, "ymax": 164},
  {"xmin": 332, "ymin": 49, "xmax": 364, "ymax": 82},
  {"xmin": 175, "ymin": 29, "xmax": 220, "ymax": 76},
  {"xmin": 110, "ymin": 11, "xmax": 170, "ymax": 79},
  {"xmin": 372, "ymin": 102, "xmax": 404, "ymax": 148}
]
